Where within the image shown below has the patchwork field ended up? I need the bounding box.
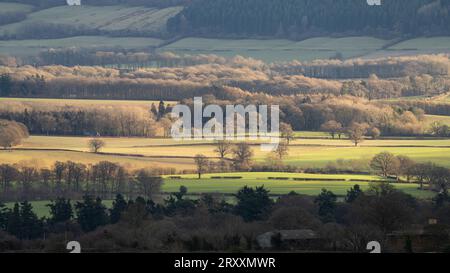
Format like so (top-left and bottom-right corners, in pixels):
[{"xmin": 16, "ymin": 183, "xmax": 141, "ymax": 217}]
[
  {"xmin": 2, "ymin": 135, "xmax": 450, "ymax": 171},
  {"xmin": 0, "ymin": 3, "xmax": 448, "ymax": 62}
]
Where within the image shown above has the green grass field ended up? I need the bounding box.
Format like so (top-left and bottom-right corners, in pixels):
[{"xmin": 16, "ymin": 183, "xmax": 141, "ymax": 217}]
[
  {"xmin": 365, "ymin": 37, "xmax": 450, "ymax": 58},
  {"xmin": 163, "ymin": 172, "xmax": 433, "ymax": 198},
  {"xmin": 388, "ymin": 37, "xmax": 450, "ymax": 51},
  {"xmin": 160, "ymin": 36, "xmax": 392, "ymax": 62},
  {"xmin": 0, "ymin": 36, "xmax": 164, "ymax": 56}
]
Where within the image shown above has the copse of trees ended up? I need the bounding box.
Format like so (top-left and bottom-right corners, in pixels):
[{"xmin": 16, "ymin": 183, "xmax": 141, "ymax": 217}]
[
  {"xmin": 0, "ymin": 161, "xmax": 171, "ymax": 202},
  {"xmin": 369, "ymin": 152, "xmax": 450, "ymax": 192},
  {"xmin": 0, "ymin": 105, "xmax": 169, "ymax": 137}
]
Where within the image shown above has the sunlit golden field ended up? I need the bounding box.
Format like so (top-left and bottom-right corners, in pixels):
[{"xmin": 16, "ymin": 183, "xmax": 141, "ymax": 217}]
[{"xmin": 1, "ymin": 135, "xmax": 449, "ymax": 171}]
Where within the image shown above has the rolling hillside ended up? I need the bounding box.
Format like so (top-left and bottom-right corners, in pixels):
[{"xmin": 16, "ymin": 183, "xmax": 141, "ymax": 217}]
[
  {"xmin": 0, "ymin": 2, "xmax": 33, "ymax": 14},
  {"xmin": 0, "ymin": 2, "xmax": 448, "ymax": 63},
  {"xmin": 0, "ymin": 5, "xmax": 183, "ymax": 38}
]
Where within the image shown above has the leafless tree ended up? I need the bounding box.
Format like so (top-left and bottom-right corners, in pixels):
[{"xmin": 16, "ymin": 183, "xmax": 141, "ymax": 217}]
[{"xmin": 88, "ymin": 138, "xmax": 106, "ymax": 153}]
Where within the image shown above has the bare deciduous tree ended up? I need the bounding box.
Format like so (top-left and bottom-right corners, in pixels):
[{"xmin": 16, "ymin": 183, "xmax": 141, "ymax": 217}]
[
  {"xmin": 88, "ymin": 138, "xmax": 106, "ymax": 153},
  {"xmin": 370, "ymin": 152, "xmax": 400, "ymax": 178},
  {"xmin": 321, "ymin": 120, "xmax": 342, "ymax": 139},
  {"xmin": 232, "ymin": 142, "xmax": 253, "ymax": 171},
  {"xmin": 280, "ymin": 122, "xmax": 294, "ymax": 144},
  {"xmin": 347, "ymin": 123, "xmax": 369, "ymax": 147},
  {"xmin": 214, "ymin": 140, "xmax": 232, "ymax": 159},
  {"xmin": 194, "ymin": 154, "xmax": 209, "ymax": 179}
]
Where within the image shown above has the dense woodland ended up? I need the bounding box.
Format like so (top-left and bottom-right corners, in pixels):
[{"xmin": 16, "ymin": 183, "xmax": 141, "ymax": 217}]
[
  {"xmin": 168, "ymin": 0, "xmax": 450, "ymax": 38},
  {"xmin": 1, "ymin": 54, "xmax": 449, "ymax": 137},
  {"xmin": 0, "ymin": 101, "xmax": 174, "ymax": 136},
  {"xmin": 1, "ymin": 55, "xmax": 450, "ymax": 99}
]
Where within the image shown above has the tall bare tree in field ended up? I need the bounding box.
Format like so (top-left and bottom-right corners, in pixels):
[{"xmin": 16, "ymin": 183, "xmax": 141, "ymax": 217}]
[
  {"xmin": 280, "ymin": 122, "xmax": 294, "ymax": 144},
  {"xmin": 347, "ymin": 123, "xmax": 369, "ymax": 147},
  {"xmin": 88, "ymin": 138, "xmax": 105, "ymax": 153},
  {"xmin": 370, "ymin": 152, "xmax": 400, "ymax": 177},
  {"xmin": 194, "ymin": 154, "xmax": 209, "ymax": 179},
  {"xmin": 232, "ymin": 142, "xmax": 253, "ymax": 171},
  {"xmin": 274, "ymin": 141, "xmax": 289, "ymax": 160},
  {"xmin": 214, "ymin": 140, "xmax": 232, "ymax": 159}
]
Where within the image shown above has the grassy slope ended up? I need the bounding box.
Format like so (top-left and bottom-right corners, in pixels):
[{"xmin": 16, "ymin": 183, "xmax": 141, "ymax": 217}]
[
  {"xmin": 0, "ymin": 36, "xmax": 164, "ymax": 56},
  {"xmin": 0, "ymin": 5, "xmax": 182, "ymax": 35},
  {"xmin": 160, "ymin": 36, "xmax": 392, "ymax": 62},
  {"xmin": 364, "ymin": 37, "xmax": 450, "ymax": 58}
]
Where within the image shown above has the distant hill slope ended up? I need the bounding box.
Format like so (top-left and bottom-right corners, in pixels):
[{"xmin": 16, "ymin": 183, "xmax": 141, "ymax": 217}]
[
  {"xmin": 0, "ymin": 0, "xmax": 191, "ymax": 9},
  {"xmin": 0, "ymin": 2, "xmax": 33, "ymax": 26},
  {"xmin": 168, "ymin": 0, "xmax": 450, "ymax": 39},
  {"xmin": 0, "ymin": 5, "xmax": 183, "ymax": 39}
]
